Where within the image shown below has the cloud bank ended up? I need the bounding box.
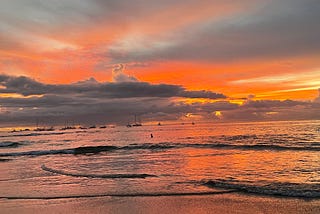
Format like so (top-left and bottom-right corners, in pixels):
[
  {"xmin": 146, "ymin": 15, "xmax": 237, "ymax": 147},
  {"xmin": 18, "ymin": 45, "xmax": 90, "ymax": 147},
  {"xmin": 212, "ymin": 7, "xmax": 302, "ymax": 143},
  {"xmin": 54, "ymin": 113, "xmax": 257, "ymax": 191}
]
[
  {"xmin": 0, "ymin": 74, "xmax": 226, "ymax": 99},
  {"xmin": 0, "ymin": 74, "xmax": 319, "ymax": 127}
]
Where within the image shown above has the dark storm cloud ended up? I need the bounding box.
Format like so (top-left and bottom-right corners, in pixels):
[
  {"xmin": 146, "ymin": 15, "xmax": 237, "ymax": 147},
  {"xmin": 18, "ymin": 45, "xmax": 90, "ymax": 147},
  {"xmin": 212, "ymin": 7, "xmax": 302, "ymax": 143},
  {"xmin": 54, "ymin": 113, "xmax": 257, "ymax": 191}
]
[{"xmin": 0, "ymin": 74, "xmax": 226, "ymax": 99}]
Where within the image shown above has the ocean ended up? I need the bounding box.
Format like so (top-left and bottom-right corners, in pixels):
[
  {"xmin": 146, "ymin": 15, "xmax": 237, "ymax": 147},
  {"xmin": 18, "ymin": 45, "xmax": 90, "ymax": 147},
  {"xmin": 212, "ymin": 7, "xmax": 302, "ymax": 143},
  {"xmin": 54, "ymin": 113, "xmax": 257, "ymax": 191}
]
[{"xmin": 0, "ymin": 120, "xmax": 319, "ymax": 203}]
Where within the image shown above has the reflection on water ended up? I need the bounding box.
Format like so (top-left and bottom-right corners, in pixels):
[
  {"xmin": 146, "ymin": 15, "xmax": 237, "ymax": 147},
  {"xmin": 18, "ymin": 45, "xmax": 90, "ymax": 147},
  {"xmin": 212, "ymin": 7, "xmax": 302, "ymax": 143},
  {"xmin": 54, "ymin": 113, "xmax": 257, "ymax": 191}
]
[{"xmin": 0, "ymin": 120, "xmax": 319, "ymax": 199}]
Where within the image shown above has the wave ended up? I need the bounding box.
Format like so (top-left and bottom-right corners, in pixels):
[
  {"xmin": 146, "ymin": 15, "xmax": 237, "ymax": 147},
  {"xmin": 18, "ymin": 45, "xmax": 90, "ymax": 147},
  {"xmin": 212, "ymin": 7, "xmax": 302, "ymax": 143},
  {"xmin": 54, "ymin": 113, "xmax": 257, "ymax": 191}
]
[
  {"xmin": 41, "ymin": 164, "xmax": 156, "ymax": 179},
  {"xmin": 122, "ymin": 143, "xmax": 176, "ymax": 150},
  {"xmin": 0, "ymin": 141, "xmax": 22, "ymax": 148},
  {"xmin": 1, "ymin": 141, "xmax": 319, "ymax": 157},
  {"xmin": 0, "ymin": 146, "xmax": 120, "ymax": 157},
  {"xmin": 203, "ymin": 179, "xmax": 320, "ymax": 198},
  {"xmin": 219, "ymin": 134, "xmax": 258, "ymax": 141},
  {"xmin": 123, "ymin": 142, "xmax": 320, "ymax": 152},
  {"xmin": 0, "ymin": 190, "xmax": 235, "ymax": 200},
  {"xmin": 0, "ymin": 144, "xmax": 176, "ymax": 157},
  {"xmin": 74, "ymin": 145, "xmax": 118, "ymax": 154},
  {"xmin": 189, "ymin": 142, "xmax": 320, "ymax": 151},
  {"xmin": 0, "ymin": 132, "xmax": 66, "ymax": 138},
  {"xmin": 0, "ymin": 148, "xmax": 74, "ymax": 157}
]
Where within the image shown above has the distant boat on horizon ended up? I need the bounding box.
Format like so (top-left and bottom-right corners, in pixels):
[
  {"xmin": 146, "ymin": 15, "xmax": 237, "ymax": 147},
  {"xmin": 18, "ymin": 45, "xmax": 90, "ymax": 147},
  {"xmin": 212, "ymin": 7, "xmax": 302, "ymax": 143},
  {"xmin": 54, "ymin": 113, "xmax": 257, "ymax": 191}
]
[
  {"xmin": 60, "ymin": 121, "xmax": 76, "ymax": 130},
  {"xmin": 132, "ymin": 114, "xmax": 142, "ymax": 126},
  {"xmin": 34, "ymin": 126, "xmax": 55, "ymax": 131},
  {"xmin": 79, "ymin": 126, "xmax": 88, "ymax": 129},
  {"xmin": 60, "ymin": 126, "xmax": 76, "ymax": 131},
  {"xmin": 126, "ymin": 115, "xmax": 142, "ymax": 127}
]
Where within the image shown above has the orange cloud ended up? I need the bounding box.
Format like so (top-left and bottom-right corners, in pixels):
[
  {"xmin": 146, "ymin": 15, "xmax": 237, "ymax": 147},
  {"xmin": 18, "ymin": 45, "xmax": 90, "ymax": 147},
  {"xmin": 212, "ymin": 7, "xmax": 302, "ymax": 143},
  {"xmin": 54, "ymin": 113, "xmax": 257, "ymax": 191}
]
[{"xmin": 1, "ymin": 0, "xmax": 319, "ymax": 103}]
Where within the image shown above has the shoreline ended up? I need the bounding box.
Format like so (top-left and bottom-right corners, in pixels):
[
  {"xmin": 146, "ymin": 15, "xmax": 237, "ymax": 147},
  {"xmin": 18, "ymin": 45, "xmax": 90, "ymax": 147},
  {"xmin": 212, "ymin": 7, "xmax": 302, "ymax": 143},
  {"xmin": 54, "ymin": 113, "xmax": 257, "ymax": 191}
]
[{"xmin": 1, "ymin": 192, "xmax": 319, "ymax": 214}]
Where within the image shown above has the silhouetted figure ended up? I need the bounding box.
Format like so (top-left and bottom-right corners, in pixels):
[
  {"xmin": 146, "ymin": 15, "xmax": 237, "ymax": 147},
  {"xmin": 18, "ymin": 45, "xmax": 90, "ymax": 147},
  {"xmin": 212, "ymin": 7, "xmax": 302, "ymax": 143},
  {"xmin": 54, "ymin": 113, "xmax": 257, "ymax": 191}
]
[{"xmin": 150, "ymin": 133, "xmax": 153, "ymax": 138}]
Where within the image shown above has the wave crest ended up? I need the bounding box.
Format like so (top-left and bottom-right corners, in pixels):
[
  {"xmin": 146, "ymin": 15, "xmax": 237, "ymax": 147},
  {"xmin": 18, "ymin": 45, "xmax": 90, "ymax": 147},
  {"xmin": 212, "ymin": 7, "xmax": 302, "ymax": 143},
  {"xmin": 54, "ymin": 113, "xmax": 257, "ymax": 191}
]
[
  {"xmin": 0, "ymin": 141, "xmax": 22, "ymax": 148},
  {"xmin": 1, "ymin": 141, "xmax": 319, "ymax": 157},
  {"xmin": 41, "ymin": 164, "xmax": 156, "ymax": 179},
  {"xmin": 203, "ymin": 179, "xmax": 320, "ymax": 198}
]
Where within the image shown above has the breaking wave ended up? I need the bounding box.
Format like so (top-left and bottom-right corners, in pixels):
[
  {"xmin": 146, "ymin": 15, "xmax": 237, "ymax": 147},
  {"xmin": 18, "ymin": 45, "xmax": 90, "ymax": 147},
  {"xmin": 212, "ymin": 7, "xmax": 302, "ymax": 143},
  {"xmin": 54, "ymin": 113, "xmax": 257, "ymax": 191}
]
[
  {"xmin": 203, "ymin": 179, "xmax": 320, "ymax": 198},
  {"xmin": 0, "ymin": 145, "xmax": 118, "ymax": 157},
  {"xmin": 41, "ymin": 164, "xmax": 156, "ymax": 179},
  {"xmin": 74, "ymin": 145, "xmax": 118, "ymax": 154},
  {"xmin": 188, "ymin": 142, "xmax": 320, "ymax": 151},
  {"xmin": 0, "ymin": 141, "xmax": 22, "ymax": 148},
  {"xmin": 120, "ymin": 142, "xmax": 320, "ymax": 152},
  {"xmin": 0, "ymin": 132, "xmax": 66, "ymax": 138},
  {"xmin": 1, "ymin": 141, "xmax": 319, "ymax": 157},
  {"xmin": 0, "ymin": 148, "xmax": 74, "ymax": 157},
  {"xmin": 0, "ymin": 158, "xmax": 11, "ymax": 162}
]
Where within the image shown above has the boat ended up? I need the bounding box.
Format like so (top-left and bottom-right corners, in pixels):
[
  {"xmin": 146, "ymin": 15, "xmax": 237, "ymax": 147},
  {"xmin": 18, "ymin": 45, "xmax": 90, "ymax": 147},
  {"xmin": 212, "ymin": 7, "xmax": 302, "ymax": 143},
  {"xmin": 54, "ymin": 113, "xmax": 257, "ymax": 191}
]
[
  {"xmin": 60, "ymin": 126, "xmax": 76, "ymax": 131},
  {"xmin": 132, "ymin": 115, "xmax": 142, "ymax": 126},
  {"xmin": 34, "ymin": 126, "xmax": 55, "ymax": 131},
  {"xmin": 60, "ymin": 121, "xmax": 76, "ymax": 130},
  {"xmin": 126, "ymin": 115, "xmax": 142, "ymax": 127},
  {"xmin": 79, "ymin": 126, "xmax": 88, "ymax": 129}
]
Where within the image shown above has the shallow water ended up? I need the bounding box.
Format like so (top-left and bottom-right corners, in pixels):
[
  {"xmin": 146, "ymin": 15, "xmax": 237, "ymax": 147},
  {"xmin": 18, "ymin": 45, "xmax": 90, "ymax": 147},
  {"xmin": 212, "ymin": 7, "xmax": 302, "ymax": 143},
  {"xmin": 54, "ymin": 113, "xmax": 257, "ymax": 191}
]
[{"xmin": 0, "ymin": 120, "xmax": 319, "ymax": 199}]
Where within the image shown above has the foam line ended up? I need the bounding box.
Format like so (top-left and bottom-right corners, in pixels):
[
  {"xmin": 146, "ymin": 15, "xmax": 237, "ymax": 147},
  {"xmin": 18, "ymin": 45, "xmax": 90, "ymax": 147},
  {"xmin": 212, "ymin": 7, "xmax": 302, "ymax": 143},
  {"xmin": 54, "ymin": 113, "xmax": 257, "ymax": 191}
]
[
  {"xmin": 0, "ymin": 190, "xmax": 237, "ymax": 200},
  {"xmin": 204, "ymin": 180, "xmax": 320, "ymax": 198},
  {"xmin": 41, "ymin": 164, "xmax": 157, "ymax": 179}
]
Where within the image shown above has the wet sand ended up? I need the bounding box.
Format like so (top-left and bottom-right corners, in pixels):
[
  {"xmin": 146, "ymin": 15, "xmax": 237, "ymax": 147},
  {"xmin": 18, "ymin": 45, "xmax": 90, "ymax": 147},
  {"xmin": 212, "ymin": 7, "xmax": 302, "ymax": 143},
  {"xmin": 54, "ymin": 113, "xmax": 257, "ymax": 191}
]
[{"xmin": 1, "ymin": 193, "xmax": 319, "ymax": 214}]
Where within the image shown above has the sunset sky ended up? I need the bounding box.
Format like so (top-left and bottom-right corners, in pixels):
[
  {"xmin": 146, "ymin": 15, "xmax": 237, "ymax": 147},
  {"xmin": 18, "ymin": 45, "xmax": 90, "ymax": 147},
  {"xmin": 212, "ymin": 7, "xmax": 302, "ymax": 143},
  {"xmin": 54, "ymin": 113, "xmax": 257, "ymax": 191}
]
[{"xmin": 0, "ymin": 0, "xmax": 319, "ymax": 126}]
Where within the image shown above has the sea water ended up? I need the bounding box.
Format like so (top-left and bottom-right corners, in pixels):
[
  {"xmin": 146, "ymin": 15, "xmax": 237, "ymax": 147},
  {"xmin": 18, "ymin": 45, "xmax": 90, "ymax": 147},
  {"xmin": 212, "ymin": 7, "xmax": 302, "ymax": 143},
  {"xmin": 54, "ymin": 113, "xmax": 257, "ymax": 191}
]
[{"xmin": 0, "ymin": 120, "xmax": 319, "ymax": 200}]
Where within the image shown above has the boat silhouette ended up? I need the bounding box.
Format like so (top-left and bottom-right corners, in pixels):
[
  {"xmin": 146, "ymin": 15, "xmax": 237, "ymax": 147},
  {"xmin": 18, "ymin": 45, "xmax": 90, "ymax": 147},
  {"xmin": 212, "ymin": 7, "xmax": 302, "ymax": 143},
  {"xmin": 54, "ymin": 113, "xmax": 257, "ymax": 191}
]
[{"xmin": 126, "ymin": 115, "xmax": 142, "ymax": 127}]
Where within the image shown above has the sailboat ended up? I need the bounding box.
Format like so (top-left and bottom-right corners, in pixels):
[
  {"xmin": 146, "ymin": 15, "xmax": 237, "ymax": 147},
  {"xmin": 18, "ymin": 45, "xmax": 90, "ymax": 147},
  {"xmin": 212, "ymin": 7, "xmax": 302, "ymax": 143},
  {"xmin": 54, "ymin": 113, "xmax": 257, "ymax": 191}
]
[
  {"xmin": 132, "ymin": 114, "xmax": 142, "ymax": 126},
  {"xmin": 60, "ymin": 121, "xmax": 76, "ymax": 130},
  {"xmin": 126, "ymin": 115, "xmax": 142, "ymax": 127}
]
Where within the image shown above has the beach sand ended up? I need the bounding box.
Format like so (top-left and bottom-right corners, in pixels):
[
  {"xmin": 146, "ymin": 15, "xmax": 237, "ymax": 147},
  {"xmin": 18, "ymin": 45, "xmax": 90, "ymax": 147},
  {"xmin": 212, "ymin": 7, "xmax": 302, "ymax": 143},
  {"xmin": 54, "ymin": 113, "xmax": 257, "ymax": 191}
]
[{"xmin": 1, "ymin": 193, "xmax": 319, "ymax": 214}]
